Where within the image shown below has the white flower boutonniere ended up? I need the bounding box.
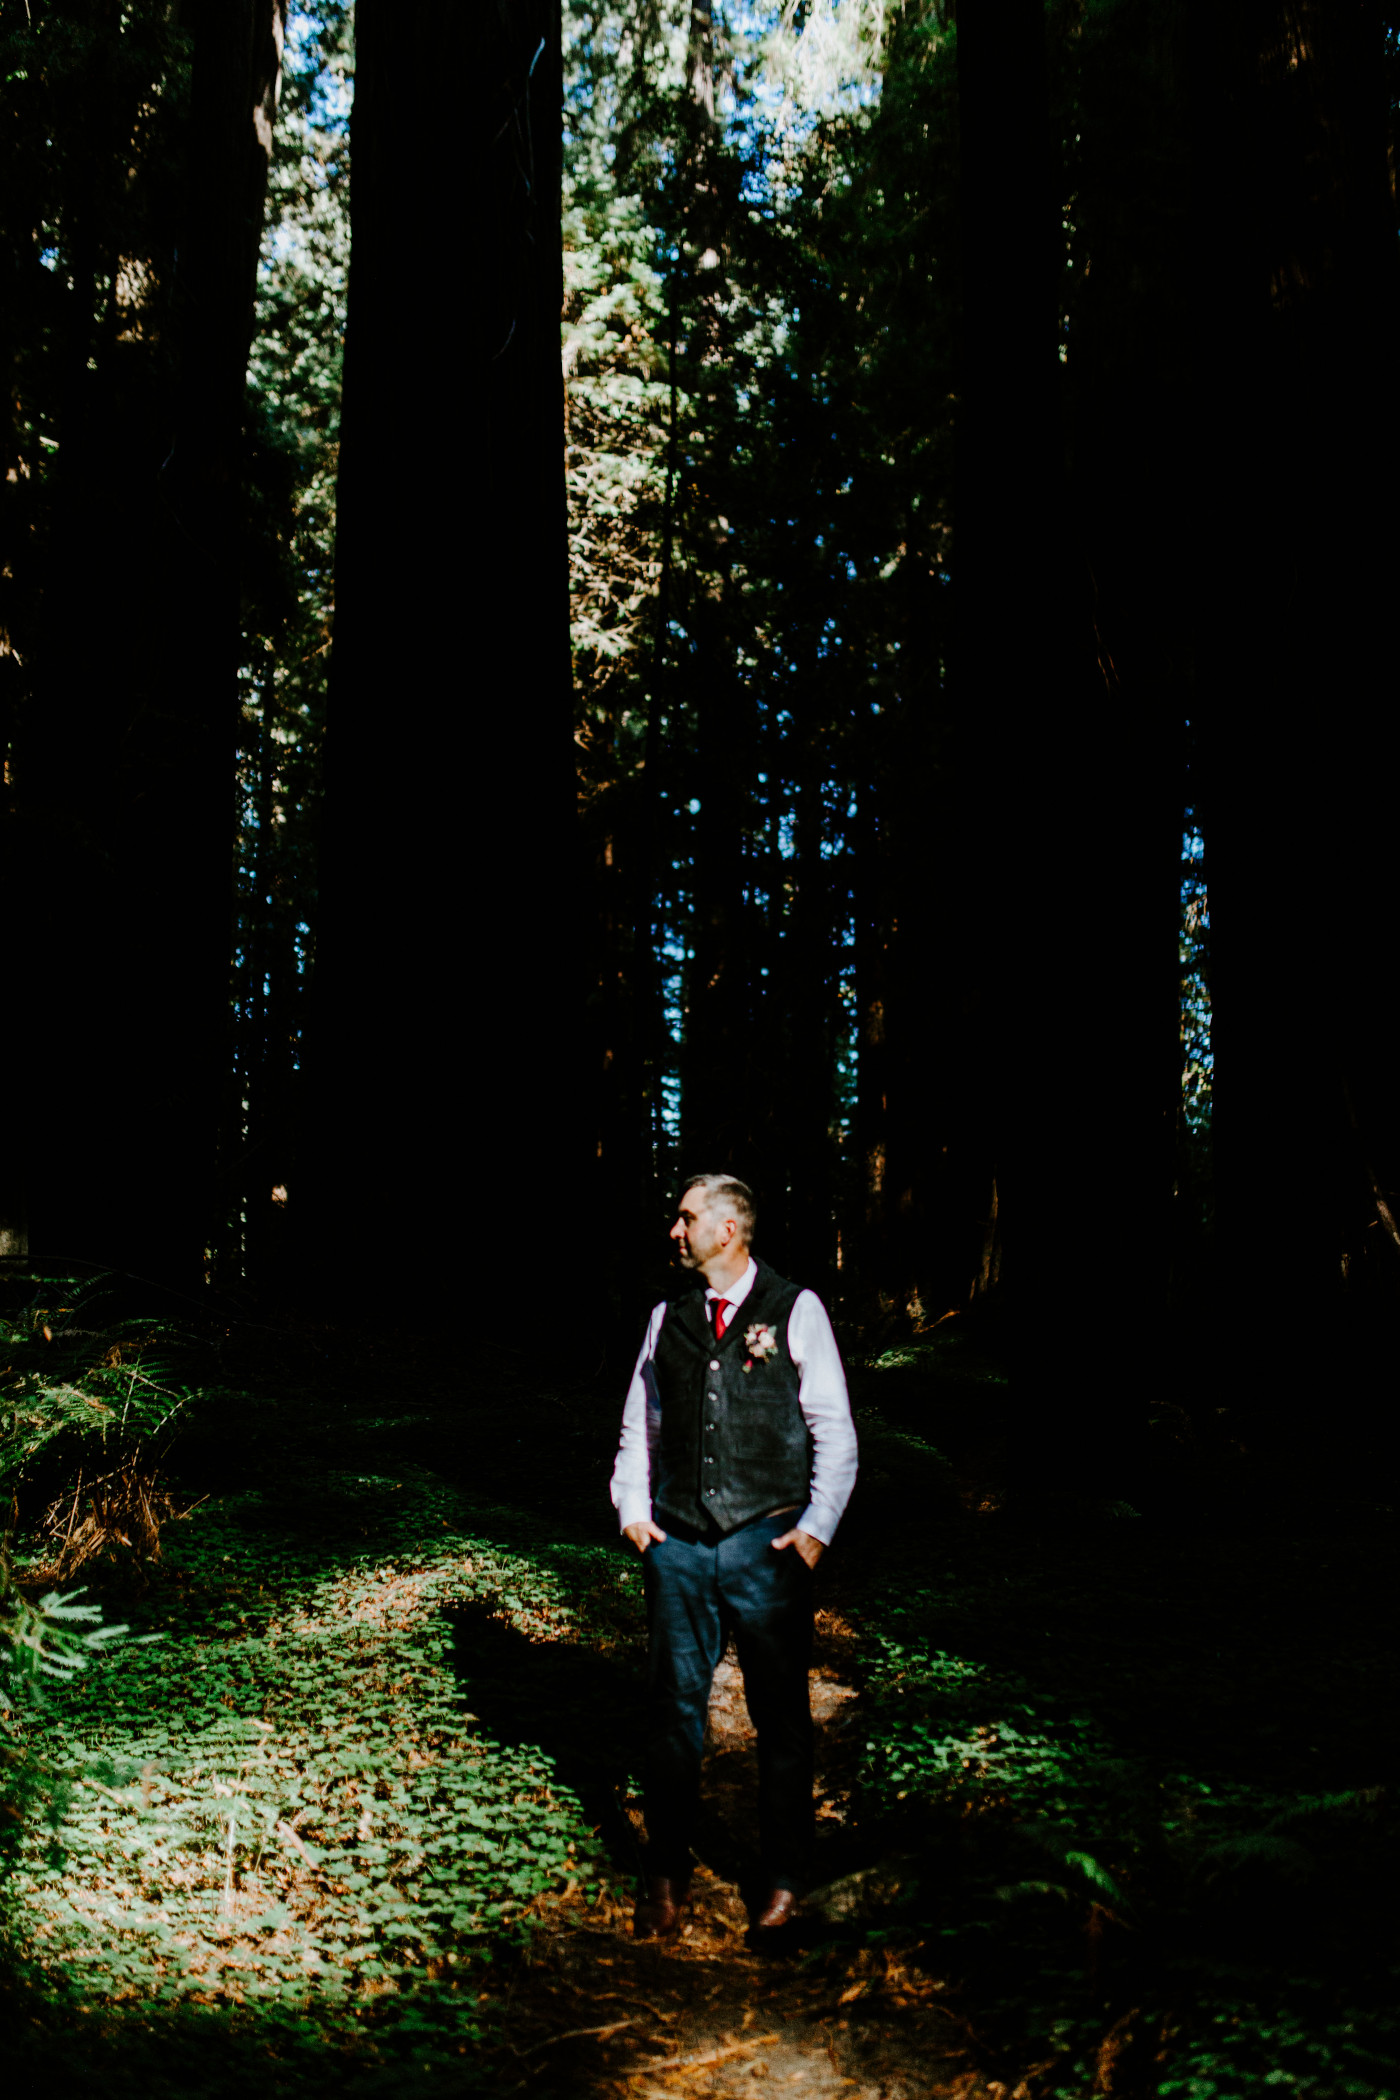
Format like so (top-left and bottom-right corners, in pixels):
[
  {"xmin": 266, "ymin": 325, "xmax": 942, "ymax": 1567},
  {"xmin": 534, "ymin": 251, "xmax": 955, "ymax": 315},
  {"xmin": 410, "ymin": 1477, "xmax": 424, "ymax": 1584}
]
[{"xmin": 742, "ymin": 1322, "xmax": 778, "ymax": 1374}]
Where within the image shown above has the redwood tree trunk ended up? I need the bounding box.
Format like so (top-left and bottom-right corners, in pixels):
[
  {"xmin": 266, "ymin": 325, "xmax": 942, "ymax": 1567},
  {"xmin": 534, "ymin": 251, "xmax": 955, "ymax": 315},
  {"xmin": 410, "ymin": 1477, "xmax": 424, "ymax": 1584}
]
[
  {"xmin": 680, "ymin": 591, "xmax": 754, "ymax": 1176},
  {"xmin": 303, "ymin": 0, "xmax": 582, "ymax": 1324},
  {"xmin": 1192, "ymin": 0, "xmax": 1400, "ymax": 1452},
  {"xmin": 14, "ymin": 0, "xmax": 286, "ymax": 1287},
  {"xmin": 956, "ymin": 0, "xmax": 1155, "ymax": 1493}
]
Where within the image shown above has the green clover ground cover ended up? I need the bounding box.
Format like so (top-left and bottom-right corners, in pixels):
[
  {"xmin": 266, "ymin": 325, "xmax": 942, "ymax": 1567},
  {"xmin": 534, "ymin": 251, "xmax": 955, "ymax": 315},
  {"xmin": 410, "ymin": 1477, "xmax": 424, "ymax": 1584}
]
[
  {"xmin": 6, "ymin": 1469, "xmax": 624, "ymax": 2062},
  {"xmin": 859, "ymin": 1600, "xmax": 1168, "ymax": 1840},
  {"xmin": 849, "ymin": 1595, "xmax": 1400, "ymax": 2100}
]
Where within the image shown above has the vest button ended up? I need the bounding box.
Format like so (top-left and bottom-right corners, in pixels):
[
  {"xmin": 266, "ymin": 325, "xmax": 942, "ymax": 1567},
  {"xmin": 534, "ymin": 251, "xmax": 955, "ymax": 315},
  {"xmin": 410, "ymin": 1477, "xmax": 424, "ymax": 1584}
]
[{"xmin": 709, "ymin": 1359, "xmax": 720, "ymax": 1371}]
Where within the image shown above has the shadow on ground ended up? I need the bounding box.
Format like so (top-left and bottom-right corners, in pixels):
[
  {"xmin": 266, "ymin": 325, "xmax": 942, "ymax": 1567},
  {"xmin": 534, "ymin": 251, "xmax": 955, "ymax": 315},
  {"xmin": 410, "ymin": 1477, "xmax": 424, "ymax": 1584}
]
[
  {"xmin": 444, "ymin": 1595, "xmax": 649, "ymax": 1876},
  {"xmin": 441, "ymin": 1596, "xmax": 886, "ymax": 1921}
]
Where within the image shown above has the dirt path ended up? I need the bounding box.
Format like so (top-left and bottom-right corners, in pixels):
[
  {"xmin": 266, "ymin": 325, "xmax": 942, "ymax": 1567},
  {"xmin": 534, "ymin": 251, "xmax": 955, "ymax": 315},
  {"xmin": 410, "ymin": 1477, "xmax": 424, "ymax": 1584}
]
[{"xmin": 481, "ymin": 1633, "xmax": 985, "ymax": 2100}]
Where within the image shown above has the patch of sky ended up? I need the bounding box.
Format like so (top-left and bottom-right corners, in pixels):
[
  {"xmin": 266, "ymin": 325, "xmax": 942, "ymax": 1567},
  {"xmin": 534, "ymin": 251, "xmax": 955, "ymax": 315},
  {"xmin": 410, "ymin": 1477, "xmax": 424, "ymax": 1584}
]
[
  {"xmin": 834, "ymin": 928, "xmax": 859, "ymax": 1137},
  {"xmin": 286, "ymin": 7, "xmax": 352, "ymax": 132},
  {"xmin": 740, "ymin": 164, "xmax": 775, "ymax": 209},
  {"xmin": 657, "ymin": 902, "xmax": 689, "ymax": 1146},
  {"xmin": 737, "ymin": 0, "xmax": 886, "ymax": 132},
  {"xmin": 1180, "ymin": 809, "xmax": 1212, "ymax": 1133},
  {"xmin": 709, "ymin": 2, "xmax": 887, "ymax": 235}
]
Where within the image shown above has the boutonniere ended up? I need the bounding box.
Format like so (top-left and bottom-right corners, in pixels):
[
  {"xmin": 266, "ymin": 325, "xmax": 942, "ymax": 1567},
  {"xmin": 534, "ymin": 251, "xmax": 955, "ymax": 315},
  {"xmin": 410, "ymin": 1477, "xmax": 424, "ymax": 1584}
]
[{"xmin": 742, "ymin": 1322, "xmax": 778, "ymax": 1373}]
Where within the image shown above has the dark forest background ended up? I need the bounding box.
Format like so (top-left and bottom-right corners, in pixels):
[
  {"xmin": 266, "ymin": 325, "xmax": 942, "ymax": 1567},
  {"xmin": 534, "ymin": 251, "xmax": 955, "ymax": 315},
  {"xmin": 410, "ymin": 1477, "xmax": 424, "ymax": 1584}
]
[
  {"xmin": 1, "ymin": 12, "xmax": 1399, "ymax": 2089},
  {"xmin": 2, "ymin": 0, "xmax": 1398, "ymax": 1495}
]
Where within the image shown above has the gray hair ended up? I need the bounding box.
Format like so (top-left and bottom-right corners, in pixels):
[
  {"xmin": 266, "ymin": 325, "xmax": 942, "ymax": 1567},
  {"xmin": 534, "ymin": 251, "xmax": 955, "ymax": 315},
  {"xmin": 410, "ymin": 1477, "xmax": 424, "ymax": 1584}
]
[{"xmin": 681, "ymin": 1173, "xmax": 757, "ymax": 1246}]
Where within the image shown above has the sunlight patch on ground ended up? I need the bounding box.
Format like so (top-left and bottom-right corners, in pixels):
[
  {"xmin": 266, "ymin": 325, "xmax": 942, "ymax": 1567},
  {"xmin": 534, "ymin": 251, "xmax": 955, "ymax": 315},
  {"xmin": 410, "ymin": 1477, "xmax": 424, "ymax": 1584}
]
[{"xmin": 9, "ymin": 1482, "xmax": 613, "ymax": 2024}]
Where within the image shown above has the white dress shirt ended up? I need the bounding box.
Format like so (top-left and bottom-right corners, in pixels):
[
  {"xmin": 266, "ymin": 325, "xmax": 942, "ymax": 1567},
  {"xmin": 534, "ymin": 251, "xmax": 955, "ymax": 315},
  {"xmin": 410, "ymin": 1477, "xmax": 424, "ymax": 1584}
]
[{"xmin": 609, "ymin": 1256, "xmax": 859, "ymax": 1546}]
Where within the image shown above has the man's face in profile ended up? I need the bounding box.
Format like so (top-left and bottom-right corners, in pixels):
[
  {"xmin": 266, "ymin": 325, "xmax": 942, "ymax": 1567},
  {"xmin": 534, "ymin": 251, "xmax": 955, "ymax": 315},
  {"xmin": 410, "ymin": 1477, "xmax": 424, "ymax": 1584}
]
[{"xmin": 670, "ymin": 1189, "xmax": 726, "ymax": 1270}]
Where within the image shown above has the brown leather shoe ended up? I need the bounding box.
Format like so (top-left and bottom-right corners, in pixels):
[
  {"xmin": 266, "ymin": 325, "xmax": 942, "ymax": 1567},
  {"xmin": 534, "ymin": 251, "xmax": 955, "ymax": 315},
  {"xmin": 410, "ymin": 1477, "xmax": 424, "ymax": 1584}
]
[
  {"xmin": 753, "ymin": 1887, "xmax": 798, "ymax": 1931},
  {"xmin": 633, "ymin": 1874, "xmax": 690, "ymax": 1940}
]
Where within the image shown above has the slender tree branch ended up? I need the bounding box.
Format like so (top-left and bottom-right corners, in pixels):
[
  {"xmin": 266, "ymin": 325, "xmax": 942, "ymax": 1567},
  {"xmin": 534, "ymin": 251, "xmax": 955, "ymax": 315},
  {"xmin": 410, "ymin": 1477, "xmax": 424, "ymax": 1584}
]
[{"xmin": 1341, "ymin": 1079, "xmax": 1400, "ymax": 1255}]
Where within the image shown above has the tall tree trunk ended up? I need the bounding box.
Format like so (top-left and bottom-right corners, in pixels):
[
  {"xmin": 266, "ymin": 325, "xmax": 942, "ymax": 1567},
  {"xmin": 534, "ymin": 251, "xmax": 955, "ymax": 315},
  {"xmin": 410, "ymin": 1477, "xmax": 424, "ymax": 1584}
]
[
  {"xmin": 303, "ymin": 0, "xmax": 582, "ymax": 1326},
  {"xmin": 238, "ymin": 667, "xmax": 277, "ymax": 1287},
  {"xmin": 673, "ymin": 0, "xmax": 760, "ymax": 1183},
  {"xmin": 850, "ymin": 773, "xmax": 892, "ymax": 1322},
  {"xmin": 777, "ymin": 694, "xmax": 836, "ymax": 1295},
  {"xmin": 13, "ymin": 1, "xmax": 285, "ymax": 1288},
  {"xmin": 954, "ymin": 0, "xmax": 1067, "ymax": 1406},
  {"xmin": 589, "ymin": 812, "xmax": 659, "ymax": 1334},
  {"xmin": 680, "ymin": 583, "xmax": 753, "ymax": 1172},
  {"xmin": 1056, "ymin": 3, "xmax": 1192, "ymax": 1437},
  {"xmin": 957, "ymin": 0, "xmax": 1151, "ymax": 1493},
  {"xmin": 630, "ymin": 256, "xmax": 683, "ymax": 1186},
  {"xmin": 875, "ymin": 534, "xmax": 982, "ymax": 1337},
  {"xmin": 1192, "ymin": 0, "xmax": 1400, "ymax": 1454}
]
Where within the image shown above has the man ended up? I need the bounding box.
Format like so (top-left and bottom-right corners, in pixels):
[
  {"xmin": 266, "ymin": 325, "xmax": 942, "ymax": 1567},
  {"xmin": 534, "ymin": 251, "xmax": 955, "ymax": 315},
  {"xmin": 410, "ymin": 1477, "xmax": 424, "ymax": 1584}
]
[{"xmin": 610, "ymin": 1173, "xmax": 858, "ymax": 1939}]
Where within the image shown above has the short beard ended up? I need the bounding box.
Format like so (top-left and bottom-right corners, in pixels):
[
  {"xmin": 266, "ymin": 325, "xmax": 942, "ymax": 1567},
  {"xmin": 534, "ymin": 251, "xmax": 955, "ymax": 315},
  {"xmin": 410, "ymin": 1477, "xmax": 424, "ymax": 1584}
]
[{"xmin": 675, "ymin": 1243, "xmax": 700, "ymax": 1269}]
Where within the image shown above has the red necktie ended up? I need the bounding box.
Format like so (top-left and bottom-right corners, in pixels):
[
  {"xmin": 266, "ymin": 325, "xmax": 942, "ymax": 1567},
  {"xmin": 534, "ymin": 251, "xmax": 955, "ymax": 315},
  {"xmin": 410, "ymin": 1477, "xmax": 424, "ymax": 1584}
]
[{"xmin": 713, "ymin": 1298, "xmax": 731, "ymax": 1339}]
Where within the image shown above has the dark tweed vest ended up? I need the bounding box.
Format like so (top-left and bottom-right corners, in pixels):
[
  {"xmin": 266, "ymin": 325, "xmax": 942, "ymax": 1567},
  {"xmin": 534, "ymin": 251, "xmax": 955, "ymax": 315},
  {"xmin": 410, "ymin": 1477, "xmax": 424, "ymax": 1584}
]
[{"xmin": 647, "ymin": 1260, "xmax": 810, "ymax": 1535}]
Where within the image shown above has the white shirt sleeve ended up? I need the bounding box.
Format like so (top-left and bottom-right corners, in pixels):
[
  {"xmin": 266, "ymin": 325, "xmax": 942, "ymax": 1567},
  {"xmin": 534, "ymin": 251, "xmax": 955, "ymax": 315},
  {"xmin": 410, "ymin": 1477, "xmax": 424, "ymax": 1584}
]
[
  {"xmin": 609, "ymin": 1301, "xmax": 666, "ymax": 1531},
  {"xmin": 788, "ymin": 1291, "xmax": 859, "ymax": 1546},
  {"xmin": 609, "ymin": 1286, "xmax": 859, "ymax": 1545}
]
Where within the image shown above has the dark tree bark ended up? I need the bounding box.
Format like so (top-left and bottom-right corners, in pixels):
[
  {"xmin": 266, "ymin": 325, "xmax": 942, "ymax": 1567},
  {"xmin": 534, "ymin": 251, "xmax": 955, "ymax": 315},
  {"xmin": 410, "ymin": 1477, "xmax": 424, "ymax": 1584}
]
[
  {"xmin": 955, "ymin": 0, "xmax": 1178, "ymax": 1492},
  {"xmin": 673, "ymin": 0, "xmax": 759, "ymax": 1185},
  {"xmin": 1057, "ymin": 1, "xmax": 1195, "ymax": 1420},
  {"xmin": 776, "ymin": 706, "xmax": 837, "ymax": 1296},
  {"xmin": 236, "ymin": 668, "xmax": 278, "ymax": 1286},
  {"xmin": 954, "ymin": 0, "xmax": 1071, "ymax": 1423},
  {"xmin": 850, "ymin": 772, "xmax": 893, "ymax": 1314},
  {"xmin": 302, "ymin": 0, "xmax": 582, "ymax": 1324},
  {"xmin": 626, "ymin": 255, "xmax": 684, "ymax": 1192},
  {"xmin": 679, "ymin": 586, "xmax": 755, "ymax": 1175},
  {"xmin": 11, "ymin": 1, "xmax": 286, "ymax": 1287},
  {"xmin": 1191, "ymin": 0, "xmax": 1400, "ymax": 1447}
]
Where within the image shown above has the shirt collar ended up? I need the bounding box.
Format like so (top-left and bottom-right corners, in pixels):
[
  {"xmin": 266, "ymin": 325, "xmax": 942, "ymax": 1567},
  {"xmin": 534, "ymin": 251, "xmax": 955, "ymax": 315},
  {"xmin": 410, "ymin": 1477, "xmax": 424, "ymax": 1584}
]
[{"xmin": 705, "ymin": 1256, "xmax": 757, "ymax": 1314}]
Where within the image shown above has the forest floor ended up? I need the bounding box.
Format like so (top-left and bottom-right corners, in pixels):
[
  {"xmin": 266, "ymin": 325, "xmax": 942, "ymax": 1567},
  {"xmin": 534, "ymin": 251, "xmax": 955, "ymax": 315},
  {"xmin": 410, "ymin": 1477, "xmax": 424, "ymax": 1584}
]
[{"xmin": 3, "ymin": 1306, "xmax": 1398, "ymax": 2099}]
